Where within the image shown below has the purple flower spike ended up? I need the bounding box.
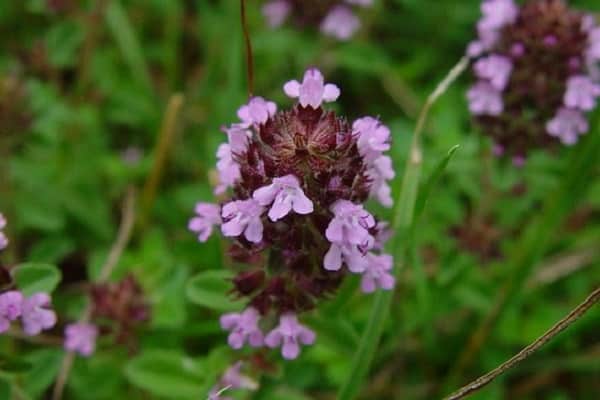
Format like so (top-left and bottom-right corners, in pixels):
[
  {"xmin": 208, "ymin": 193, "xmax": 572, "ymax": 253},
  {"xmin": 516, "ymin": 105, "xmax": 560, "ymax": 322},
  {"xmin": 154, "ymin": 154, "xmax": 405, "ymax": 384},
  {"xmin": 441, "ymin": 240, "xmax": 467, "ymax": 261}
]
[
  {"xmin": 221, "ymin": 199, "xmax": 265, "ymax": 243},
  {"xmin": 320, "ymin": 6, "xmax": 360, "ymax": 41},
  {"xmin": 353, "ymin": 117, "xmax": 391, "ymax": 160},
  {"xmin": 216, "ymin": 144, "xmax": 241, "ymax": 195},
  {"xmin": 546, "ymin": 108, "xmax": 588, "ymax": 145},
  {"xmin": 237, "ymin": 97, "xmax": 277, "ymax": 127},
  {"xmin": 467, "ymin": 82, "xmax": 503, "ymax": 116},
  {"xmin": 0, "ymin": 291, "xmax": 23, "ymax": 333},
  {"xmin": 253, "ymin": 175, "xmax": 314, "ymax": 222},
  {"xmin": 262, "ymin": 0, "xmax": 291, "ymax": 28},
  {"xmin": 189, "ymin": 203, "xmax": 222, "ymax": 242},
  {"xmin": 220, "ymin": 307, "xmax": 264, "ymax": 349},
  {"xmin": 324, "ymin": 243, "xmax": 368, "ymax": 273},
  {"xmin": 64, "ymin": 323, "xmax": 98, "ymax": 356},
  {"xmin": 265, "ymin": 313, "xmax": 315, "ymax": 360},
  {"xmin": 326, "ymin": 200, "xmax": 375, "ymax": 247},
  {"xmin": 21, "ymin": 293, "xmax": 57, "ymax": 336},
  {"xmin": 284, "ymin": 68, "xmax": 340, "ymax": 108},
  {"xmin": 564, "ymin": 75, "xmax": 600, "ymax": 111},
  {"xmin": 474, "ymin": 54, "xmax": 513, "ymax": 90},
  {"xmin": 361, "ymin": 254, "xmax": 395, "ymax": 293}
]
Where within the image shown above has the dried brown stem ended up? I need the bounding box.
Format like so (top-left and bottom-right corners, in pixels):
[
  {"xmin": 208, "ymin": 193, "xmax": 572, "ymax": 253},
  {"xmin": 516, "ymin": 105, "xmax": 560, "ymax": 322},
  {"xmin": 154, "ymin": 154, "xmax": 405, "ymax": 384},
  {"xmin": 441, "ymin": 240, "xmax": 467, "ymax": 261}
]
[
  {"xmin": 51, "ymin": 188, "xmax": 136, "ymax": 400},
  {"xmin": 139, "ymin": 93, "xmax": 184, "ymax": 228},
  {"xmin": 443, "ymin": 286, "xmax": 600, "ymax": 400},
  {"xmin": 240, "ymin": 0, "xmax": 254, "ymax": 97}
]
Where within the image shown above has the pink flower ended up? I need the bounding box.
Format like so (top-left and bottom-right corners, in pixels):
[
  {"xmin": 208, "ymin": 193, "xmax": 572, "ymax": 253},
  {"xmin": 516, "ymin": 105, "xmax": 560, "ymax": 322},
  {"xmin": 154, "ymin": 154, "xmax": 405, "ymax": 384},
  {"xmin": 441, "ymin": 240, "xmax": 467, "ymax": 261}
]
[
  {"xmin": 237, "ymin": 97, "xmax": 277, "ymax": 127},
  {"xmin": 209, "ymin": 362, "xmax": 258, "ymax": 400},
  {"xmin": 479, "ymin": 0, "xmax": 518, "ymax": 31},
  {"xmin": 215, "ymin": 144, "xmax": 241, "ymax": 195},
  {"xmin": 320, "ymin": 6, "xmax": 360, "ymax": 40},
  {"xmin": 325, "ymin": 200, "xmax": 375, "ymax": 247},
  {"xmin": 474, "ymin": 54, "xmax": 513, "ymax": 90},
  {"xmin": 564, "ymin": 75, "xmax": 600, "ymax": 111},
  {"xmin": 64, "ymin": 323, "xmax": 98, "ymax": 356},
  {"xmin": 223, "ymin": 125, "xmax": 251, "ymax": 154},
  {"xmin": 324, "ymin": 243, "xmax": 368, "ymax": 272},
  {"xmin": 467, "ymin": 82, "xmax": 503, "ymax": 115},
  {"xmin": 21, "ymin": 293, "xmax": 57, "ymax": 336},
  {"xmin": 546, "ymin": 108, "xmax": 589, "ymax": 145},
  {"xmin": 361, "ymin": 254, "xmax": 395, "ymax": 293},
  {"xmin": 188, "ymin": 203, "xmax": 221, "ymax": 242},
  {"xmin": 262, "ymin": 0, "xmax": 291, "ymax": 28},
  {"xmin": 283, "ymin": 68, "xmax": 340, "ymax": 108},
  {"xmin": 253, "ymin": 175, "xmax": 313, "ymax": 221},
  {"xmin": 221, "ymin": 199, "xmax": 265, "ymax": 243},
  {"xmin": 265, "ymin": 313, "xmax": 315, "ymax": 360},
  {"xmin": 367, "ymin": 155, "xmax": 395, "ymax": 208},
  {"xmin": 0, "ymin": 291, "xmax": 23, "ymax": 333},
  {"xmin": 220, "ymin": 307, "xmax": 264, "ymax": 349},
  {"xmin": 353, "ymin": 117, "xmax": 391, "ymax": 160}
]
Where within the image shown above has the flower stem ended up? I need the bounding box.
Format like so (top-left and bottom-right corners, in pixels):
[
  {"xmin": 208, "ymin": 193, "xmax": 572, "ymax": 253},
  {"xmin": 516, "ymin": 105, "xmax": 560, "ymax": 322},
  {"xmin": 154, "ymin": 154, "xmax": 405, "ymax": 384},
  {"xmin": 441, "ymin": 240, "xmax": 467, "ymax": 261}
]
[{"xmin": 240, "ymin": 0, "xmax": 254, "ymax": 97}]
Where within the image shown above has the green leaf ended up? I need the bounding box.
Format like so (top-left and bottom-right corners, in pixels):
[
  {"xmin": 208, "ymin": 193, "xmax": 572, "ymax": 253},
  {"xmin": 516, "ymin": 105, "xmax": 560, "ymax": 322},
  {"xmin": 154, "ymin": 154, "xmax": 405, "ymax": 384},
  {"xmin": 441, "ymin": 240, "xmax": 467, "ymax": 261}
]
[
  {"xmin": 186, "ymin": 270, "xmax": 244, "ymax": 312},
  {"xmin": 414, "ymin": 144, "xmax": 460, "ymax": 220},
  {"xmin": 13, "ymin": 263, "xmax": 62, "ymax": 296},
  {"xmin": 124, "ymin": 350, "xmax": 206, "ymax": 399},
  {"xmin": 22, "ymin": 349, "xmax": 63, "ymax": 398}
]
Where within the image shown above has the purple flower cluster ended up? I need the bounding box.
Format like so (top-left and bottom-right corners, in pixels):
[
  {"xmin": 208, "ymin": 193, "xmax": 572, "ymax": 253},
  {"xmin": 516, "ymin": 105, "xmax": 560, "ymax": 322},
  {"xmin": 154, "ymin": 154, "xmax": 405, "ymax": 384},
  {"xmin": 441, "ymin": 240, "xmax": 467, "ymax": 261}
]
[
  {"xmin": 467, "ymin": 0, "xmax": 600, "ymax": 161},
  {"xmin": 0, "ymin": 213, "xmax": 8, "ymax": 251},
  {"xmin": 0, "ymin": 291, "xmax": 57, "ymax": 336},
  {"xmin": 262, "ymin": 0, "xmax": 373, "ymax": 40},
  {"xmin": 190, "ymin": 68, "xmax": 395, "ymax": 359}
]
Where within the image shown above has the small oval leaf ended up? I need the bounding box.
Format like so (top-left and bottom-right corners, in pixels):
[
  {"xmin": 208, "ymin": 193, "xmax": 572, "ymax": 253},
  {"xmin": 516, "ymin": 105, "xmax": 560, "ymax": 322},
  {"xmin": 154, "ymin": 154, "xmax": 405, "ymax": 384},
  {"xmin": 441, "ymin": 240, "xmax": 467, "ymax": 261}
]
[
  {"xmin": 13, "ymin": 263, "xmax": 62, "ymax": 296},
  {"xmin": 186, "ymin": 270, "xmax": 243, "ymax": 312}
]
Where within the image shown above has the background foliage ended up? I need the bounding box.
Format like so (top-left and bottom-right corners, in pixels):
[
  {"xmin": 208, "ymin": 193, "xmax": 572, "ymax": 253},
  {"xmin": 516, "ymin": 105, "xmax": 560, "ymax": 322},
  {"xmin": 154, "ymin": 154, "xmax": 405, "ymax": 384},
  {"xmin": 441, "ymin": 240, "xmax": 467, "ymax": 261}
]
[{"xmin": 0, "ymin": 0, "xmax": 599, "ymax": 399}]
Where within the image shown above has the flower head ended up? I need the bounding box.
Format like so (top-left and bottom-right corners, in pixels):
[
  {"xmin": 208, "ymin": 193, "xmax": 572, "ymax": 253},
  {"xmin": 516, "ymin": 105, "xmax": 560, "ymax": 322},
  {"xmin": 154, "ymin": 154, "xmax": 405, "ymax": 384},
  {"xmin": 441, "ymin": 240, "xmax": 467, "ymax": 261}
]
[
  {"xmin": 262, "ymin": 0, "xmax": 291, "ymax": 28},
  {"xmin": 191, "ymin": 68, "xmax": 393, "ymax": 359},
  {"xmin": 467, "ymin": 0, "xmax": 600, "ymax": 157},
  {"xmin": 188, "ymin": 203, "xmax": 221, "ymax": 242},
  {"xmin": 64, "ymin": 323, "xmax": 98, "ymax": 356},
  {"xmin": 21, "ymin": 293, "xmax": 57, "ymax": 336},
  {"xmin": 0, "ymin": 291, "xmax": 23, "ymax": 333},
  {"xmin": 220, "ymin": 307, "xmax": 264, "ymax": 349},
  {"xmin": 265, "ymin": 313, "xmax": 315, "ymax": 359},
  {"xmin": 284, "ymin": 68, "xmax": 340, "ymax": 108}
]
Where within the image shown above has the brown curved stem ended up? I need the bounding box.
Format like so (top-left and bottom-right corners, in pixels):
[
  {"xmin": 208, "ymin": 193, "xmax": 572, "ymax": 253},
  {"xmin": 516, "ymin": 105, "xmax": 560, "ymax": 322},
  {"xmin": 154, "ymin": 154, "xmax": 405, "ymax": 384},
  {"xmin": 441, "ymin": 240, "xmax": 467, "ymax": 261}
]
[
  {"xmin": 240, "ymin": 0, "xmax": 254, "ymax": 97},
  {"xmin": 444, "ymin": 286, "xmax": 600, "ymax": 400}
]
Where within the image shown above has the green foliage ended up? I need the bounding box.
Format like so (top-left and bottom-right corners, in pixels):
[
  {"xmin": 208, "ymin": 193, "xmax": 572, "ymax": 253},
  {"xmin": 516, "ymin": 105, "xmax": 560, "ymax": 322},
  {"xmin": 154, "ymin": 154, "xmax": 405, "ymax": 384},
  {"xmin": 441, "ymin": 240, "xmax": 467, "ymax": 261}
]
[{"xmin": 13, "ymin": 263, "xmax": 62, "ymax": 296}]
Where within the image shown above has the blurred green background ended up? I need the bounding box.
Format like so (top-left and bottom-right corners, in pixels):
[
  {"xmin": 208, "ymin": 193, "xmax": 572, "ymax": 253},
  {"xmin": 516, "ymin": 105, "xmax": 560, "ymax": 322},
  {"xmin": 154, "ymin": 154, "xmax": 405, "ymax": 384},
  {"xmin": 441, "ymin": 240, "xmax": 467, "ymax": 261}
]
[{"xmin": 0, "ymin": 0, "xmax": 599, "ymax": 399}]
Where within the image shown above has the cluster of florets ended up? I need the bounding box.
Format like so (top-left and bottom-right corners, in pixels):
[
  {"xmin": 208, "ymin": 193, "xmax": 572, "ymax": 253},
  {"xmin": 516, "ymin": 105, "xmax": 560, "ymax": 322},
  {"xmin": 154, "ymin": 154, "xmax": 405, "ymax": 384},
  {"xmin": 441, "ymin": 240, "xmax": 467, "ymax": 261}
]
[
  {"xmin": 262, "ymin": 0, "xmax": 373, "ymax": 40},
  {"xmin": 466, "ymin": 0, "xmax": 600, "ymax": 163},
  {"xmin": 189, "ymin": 68, "xmax": 395, "ymax": 359},
  {"xmin": 91, "ymin": 275, "xmax": 150, "ymax": 346}
]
